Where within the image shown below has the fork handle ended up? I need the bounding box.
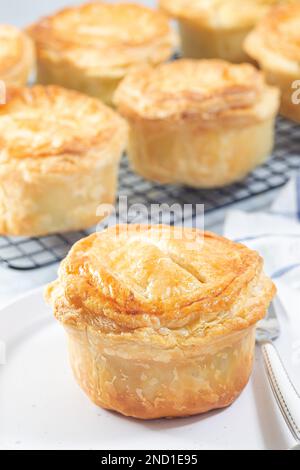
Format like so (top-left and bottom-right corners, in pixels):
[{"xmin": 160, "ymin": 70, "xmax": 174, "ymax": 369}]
[{"xmin": 262, "ymin": 341, "xmax": 300, "ymax": 444}]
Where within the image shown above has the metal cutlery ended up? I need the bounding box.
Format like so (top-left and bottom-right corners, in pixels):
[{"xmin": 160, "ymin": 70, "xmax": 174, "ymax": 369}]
[{"xmin": 256, "ymin": 299, "xmax": 300, "ymax": 449}]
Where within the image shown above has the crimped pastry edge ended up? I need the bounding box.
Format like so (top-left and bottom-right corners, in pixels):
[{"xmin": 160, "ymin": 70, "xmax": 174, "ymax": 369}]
[{"xmin": 45, "ymin": 225, "xmax": 276, "ymax": 353}]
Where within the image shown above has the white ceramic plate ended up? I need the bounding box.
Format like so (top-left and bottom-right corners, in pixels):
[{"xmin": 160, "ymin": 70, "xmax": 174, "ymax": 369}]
[{"xmin": 0, "ymin": 288, "xmax": 294, "ymax": 450}]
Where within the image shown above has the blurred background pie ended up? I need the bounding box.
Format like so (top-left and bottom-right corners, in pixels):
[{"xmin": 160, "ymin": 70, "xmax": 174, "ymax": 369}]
[{"xmin": 28, "ymin": 1, "xmax": 177, "ymax": 106}]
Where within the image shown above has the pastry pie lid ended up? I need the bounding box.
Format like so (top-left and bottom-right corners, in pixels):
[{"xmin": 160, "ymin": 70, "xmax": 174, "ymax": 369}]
[
  {"xmin": 245, "ymin": 4, "xmax": 300, "ymax": 67},
  {"xmin": 160, "ymin": 0, "xmax": 298, "ymax": 30},
  {"xmin": 0, "ymin": 85, "xmax": 127, "ymax": 159},
  {"xmin": 114, "ymin": 59, "xmax": 279, "ymax": 123},
  {"xmin": 46, "ymin": 225, "xmax": 275, "ymax": 341},
  {"xmin": 28, "ymin": 2, "xmax": 176, "ymax": 76}
]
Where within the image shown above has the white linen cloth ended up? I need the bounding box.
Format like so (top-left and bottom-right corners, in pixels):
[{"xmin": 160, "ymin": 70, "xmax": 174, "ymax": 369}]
[{"xmin": 224, "ymin": 177, "xmax": 300, "ymax": 393}]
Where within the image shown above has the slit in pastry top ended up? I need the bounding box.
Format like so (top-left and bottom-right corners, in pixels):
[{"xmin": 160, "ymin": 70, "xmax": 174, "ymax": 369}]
[{"xmin": 46, "ymin": 225, "xmax": 276, "ymax": 335}]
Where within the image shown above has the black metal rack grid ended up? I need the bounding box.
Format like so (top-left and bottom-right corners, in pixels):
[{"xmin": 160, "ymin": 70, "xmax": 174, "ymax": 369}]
[{"xmin": 0, "ymin": 116, "xmax": 299, "ymax": 270}]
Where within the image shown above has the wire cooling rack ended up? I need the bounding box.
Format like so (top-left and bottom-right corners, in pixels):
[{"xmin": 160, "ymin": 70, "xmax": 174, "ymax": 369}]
[{"xmin": 0, "ymin": 116, "xmax": 299, "ymax": 270}]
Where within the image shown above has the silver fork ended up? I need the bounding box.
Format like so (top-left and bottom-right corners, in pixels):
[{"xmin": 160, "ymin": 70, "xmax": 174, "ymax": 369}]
[{"xmin": 256, "ymin": 299, "xmax": 300, "ymax": 450}]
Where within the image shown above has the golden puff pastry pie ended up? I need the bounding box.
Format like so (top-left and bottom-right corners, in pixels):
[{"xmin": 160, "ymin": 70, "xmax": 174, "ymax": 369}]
[
  {"xmin": 45, "ymin": 224, "xmax": 275, "ymax": 419},
  {"xmin": 0, "ymin": 24, "xmax": 35, "ymax": 86},
  {"xmin": 160, "ymin": 0, "xmax": 298, "ymax": 63},
  {"xmin": 245, "ymin": 4, "xmax": 300, "ymax": 123},
  {"xmin": 0, "ymin": 85, "xmax": 127, "ymax": 236},
  {"xmin": 114, "ymin": 59, "xmax": 280, "ymax": 188},
  {"xmin": 27, "ymin": 2, "xmax": 176, "ymax": 106}
]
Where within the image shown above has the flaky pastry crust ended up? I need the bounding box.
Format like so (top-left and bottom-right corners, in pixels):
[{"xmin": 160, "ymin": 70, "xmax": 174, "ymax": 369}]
[
  {"xmin": 27, "ymin": 2, "xmax": 176, "ymax": 105},
  {"xmin": 46, "ymin": 225, "xmax": 275, "ymax": 419},
  {"xmin": 0, "ymin": 24, "xmax": 35, "ymax": 86},
  {"xmin": 160, "ymin": 1, "xmax": 298, "ymax": 62},
  {"xmin": 114, "ymin": 59, "xmax": 279, "ymax": 187},
  {"xmin": 160, "ymin": 0, "xmax": 297, "ymax": 29},
  {"xmin": 245, "ymin": 4, "xmax": 300, "ymax": 122},
  {"xmin": 114, "ymin": 59, "xmax": 278, "ymax": 123},
  {"xmin": 0, "ymin": 85, "xmax": 127, "ymax": 236}
]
